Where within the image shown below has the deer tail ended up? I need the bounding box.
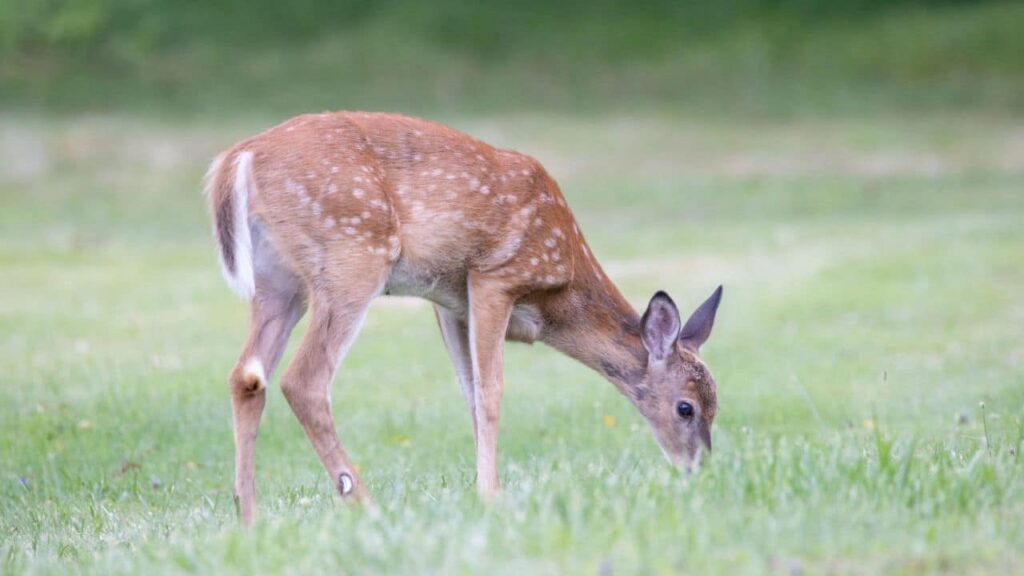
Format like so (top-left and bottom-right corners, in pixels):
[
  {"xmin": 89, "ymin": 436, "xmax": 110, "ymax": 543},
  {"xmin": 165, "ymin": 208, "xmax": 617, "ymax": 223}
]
[{"xmin": 204, "ymin": 150, "xmax": 256, "ymax": 300}]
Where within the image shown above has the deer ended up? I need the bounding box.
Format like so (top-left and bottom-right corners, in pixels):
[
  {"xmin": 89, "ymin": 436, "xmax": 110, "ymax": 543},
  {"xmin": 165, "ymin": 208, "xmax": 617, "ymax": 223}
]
[{"xmin": 204, "ymin": 112, "xmax": 723, "ymax": 525}]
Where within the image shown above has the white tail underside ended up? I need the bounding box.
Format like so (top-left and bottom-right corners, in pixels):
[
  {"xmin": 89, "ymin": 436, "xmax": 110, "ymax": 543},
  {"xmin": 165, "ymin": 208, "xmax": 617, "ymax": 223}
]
[{"xmin": 214, "ymin": 151, "xmax": 256, "ymax": 300}]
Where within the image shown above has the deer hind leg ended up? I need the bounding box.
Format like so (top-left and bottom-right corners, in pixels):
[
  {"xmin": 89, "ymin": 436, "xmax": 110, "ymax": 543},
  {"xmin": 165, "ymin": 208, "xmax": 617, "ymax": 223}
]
[
  {"xmin": 230, "ymin": 265, "xmax": 306, "ymax": 526},
  {"xmin": 278, "ymin": 267, "xmax": 385, "ymax": 505},
  {"xmin": 467, "ymin": 274, "xmax": 515, "ymax": 498},
  {"xmin": 434, "ymin": 305, "xmax": 477, "ymax": 444}
]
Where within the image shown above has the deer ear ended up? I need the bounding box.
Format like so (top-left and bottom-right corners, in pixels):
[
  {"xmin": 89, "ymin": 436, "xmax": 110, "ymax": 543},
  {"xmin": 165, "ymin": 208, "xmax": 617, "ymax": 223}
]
[
  {"xmin": 641, "ymin": 291, "xmax": 682, "ymax": 361},
  {"xmin": 679, "ymin": 285, "xmax": 723, "ymax": 353}
]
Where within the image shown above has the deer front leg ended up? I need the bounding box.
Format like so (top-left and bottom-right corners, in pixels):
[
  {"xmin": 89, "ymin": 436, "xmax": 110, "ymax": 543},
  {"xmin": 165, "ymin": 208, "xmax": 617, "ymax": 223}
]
[
  {"xmin": 467, "ymin": 275, "xmax": 515, "ymax": 498},
  {"xmin": 279, "ymin": 293, "xmax": 375, "ymax": 506},
  {"xmin": 434, "ymin": 305, "xmax": 477, "ymax": 444}
]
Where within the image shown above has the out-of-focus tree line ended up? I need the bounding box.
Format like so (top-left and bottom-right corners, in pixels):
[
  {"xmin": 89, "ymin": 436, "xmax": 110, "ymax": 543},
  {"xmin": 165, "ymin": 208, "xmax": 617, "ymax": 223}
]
[
  {"xmin": 0, "ymin": 0, "xmax": 993, "ymax": 58},
  {"xmin": 1, "ymin": 0, "xmax": 1021, "ymax": 114}
]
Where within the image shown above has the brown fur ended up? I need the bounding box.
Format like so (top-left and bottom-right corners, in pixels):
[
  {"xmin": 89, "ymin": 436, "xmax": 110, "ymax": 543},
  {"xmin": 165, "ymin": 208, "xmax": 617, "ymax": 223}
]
[{"xmin": 206, "ymin": 112, "xmax": 721, "ymax": 524}]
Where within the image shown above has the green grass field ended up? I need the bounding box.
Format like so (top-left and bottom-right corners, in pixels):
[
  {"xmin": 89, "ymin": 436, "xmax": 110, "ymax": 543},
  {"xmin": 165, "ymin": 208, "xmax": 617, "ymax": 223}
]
[{"xmin": 1, "ymin": 110, "xmax": 1022, "ymax": 574}]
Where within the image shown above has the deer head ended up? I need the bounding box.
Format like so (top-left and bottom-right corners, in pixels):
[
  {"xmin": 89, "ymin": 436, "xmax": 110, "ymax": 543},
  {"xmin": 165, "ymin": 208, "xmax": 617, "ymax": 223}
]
[{"xmin": 635, "ymin": 286, "xmax": 722, "ymax": 470}]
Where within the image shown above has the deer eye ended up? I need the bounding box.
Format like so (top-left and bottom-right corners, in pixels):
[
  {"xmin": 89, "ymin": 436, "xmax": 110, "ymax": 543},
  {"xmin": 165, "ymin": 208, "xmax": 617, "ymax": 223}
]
[{"xmin": 676, "ymin": 401, "xmax": 695, "ymax": 418}]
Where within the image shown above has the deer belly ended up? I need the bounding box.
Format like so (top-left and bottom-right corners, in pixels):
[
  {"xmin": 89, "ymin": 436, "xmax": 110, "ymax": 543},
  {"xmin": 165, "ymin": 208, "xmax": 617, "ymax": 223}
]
[{"xmin": 383, "ymin": 255, "xmax": 467, "ymax": 312}]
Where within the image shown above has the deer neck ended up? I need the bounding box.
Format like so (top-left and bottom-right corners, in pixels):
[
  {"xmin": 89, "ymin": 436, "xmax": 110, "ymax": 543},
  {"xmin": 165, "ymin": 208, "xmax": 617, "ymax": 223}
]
[{"xmin": 542, "ymin": 272, "xmax": 649, "ymax": 398}]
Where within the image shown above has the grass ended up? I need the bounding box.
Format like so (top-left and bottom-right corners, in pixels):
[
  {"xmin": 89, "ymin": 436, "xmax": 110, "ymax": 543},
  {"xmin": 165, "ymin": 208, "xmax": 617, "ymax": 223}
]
[{"xmin": 0, "ymin": 110, "xmax": 1023, "ymax": 574}]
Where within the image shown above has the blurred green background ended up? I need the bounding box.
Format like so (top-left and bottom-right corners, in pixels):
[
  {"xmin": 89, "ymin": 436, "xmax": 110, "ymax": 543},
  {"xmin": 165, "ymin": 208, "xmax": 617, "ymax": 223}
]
[
  {"xmin": 3, "ymin": 0, "xmax": 1024, "ymax": 115},
  {"xmin": 2, "ymin": 1, "xmax": 1023, "ymax": 574}
]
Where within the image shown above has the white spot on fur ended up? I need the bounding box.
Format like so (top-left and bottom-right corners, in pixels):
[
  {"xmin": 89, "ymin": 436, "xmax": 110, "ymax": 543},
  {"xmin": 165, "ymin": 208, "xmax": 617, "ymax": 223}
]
[
  {"xmin": 544, "ymin": 238, "xmax": 557, "ymax": 248},
  {"xmin": 353, "ymin": 188, "xmax": 365, "ymax": 199}
]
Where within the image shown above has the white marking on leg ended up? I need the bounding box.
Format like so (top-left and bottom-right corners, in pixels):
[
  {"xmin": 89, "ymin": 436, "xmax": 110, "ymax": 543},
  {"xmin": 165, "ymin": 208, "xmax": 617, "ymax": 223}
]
[
  {"xmin": 243, "ymin": 357, "xmax": 266, "ymax": 391},
  {"xmin": 338, "ymin": 472, "xmax": 354, "ymax": 495}
]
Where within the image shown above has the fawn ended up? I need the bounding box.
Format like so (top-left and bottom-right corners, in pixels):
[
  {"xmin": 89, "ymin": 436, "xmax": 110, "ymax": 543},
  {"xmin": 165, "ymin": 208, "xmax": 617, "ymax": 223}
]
[{"xmin": 205, "ymin": 112, "xmax": 722, "ymax": 524}]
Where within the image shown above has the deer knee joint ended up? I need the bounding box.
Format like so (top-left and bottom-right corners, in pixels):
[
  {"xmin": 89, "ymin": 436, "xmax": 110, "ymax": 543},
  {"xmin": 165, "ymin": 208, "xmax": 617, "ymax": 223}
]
[
  {"xmin": 278, "ymin": 374, "xmax": 301, "ymax": 403},
  {"xmin": 278, "ymin": 375, "xmax": 320, "ymax": 415},
  {"xmin": 231, "ymin": 357, "xmax": 266, "ymax": 396},
  {"xmin": 476, "ymin": 395, "xmax": 502, "ymax": 425}
]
